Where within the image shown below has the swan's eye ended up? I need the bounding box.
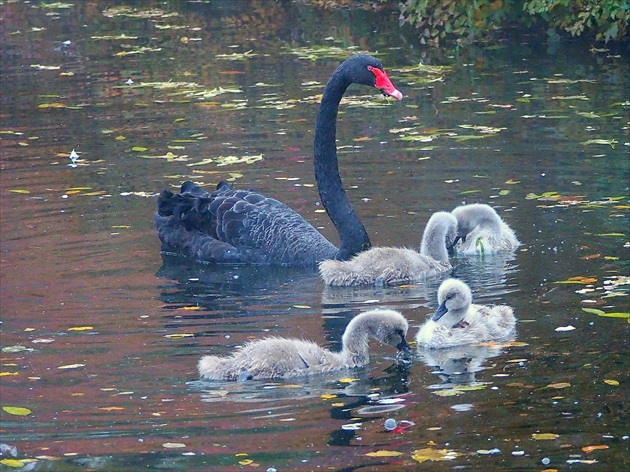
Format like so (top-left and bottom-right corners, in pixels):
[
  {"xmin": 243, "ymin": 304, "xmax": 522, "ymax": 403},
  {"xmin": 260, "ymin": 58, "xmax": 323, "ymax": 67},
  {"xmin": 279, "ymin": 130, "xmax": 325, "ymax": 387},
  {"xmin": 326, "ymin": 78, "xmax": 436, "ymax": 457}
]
[{"xmin": 367, "ymin": 65, "xmax": 373, "ymax": 71}]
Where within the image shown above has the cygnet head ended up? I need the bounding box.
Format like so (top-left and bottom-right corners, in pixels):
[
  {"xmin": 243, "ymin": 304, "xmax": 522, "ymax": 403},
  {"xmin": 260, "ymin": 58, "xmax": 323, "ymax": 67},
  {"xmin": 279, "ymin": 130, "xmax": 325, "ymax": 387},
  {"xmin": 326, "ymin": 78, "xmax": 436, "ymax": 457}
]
[
  {"xmin": 432, "ymin": 278, "xmax": 473, "ymax": 325},
  {"xmin": 451, "ymin": 203, "xmax": 501, "ymax": 242},
  {"xmin": 344, "ymin": 309, "xmax": 411, "ymax": 354}
]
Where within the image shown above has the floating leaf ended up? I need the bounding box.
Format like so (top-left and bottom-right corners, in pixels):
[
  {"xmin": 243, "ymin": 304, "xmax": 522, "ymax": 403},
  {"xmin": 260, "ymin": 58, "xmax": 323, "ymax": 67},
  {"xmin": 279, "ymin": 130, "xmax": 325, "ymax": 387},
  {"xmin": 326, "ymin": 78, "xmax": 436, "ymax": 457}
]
[
  {"xmin": 532, "ymin": 433, "xmax": 559, "ymax": 440},
  {"xmin": 0, "ymin": 459, "xmax": 38, "ymax": 467},
  {"xmin": 163, "ymin": 442, "xmax": 186, "ymax": 448},
  {"xmin": 2, "ymin": 406, "xmax": 32, "ymax": 416},
  {"xmin": 582, "ymin": 445, "xmax": 609, "ymax": 453},
  {"xmin": 31, "ymin": 64, "xmax": 61, "ymax": 70},
  {"xmin": 292, "ymin": 305, "xmax": 311, "ymax": 309},
  {"xmin": 9, "ymin": 189, "xmax": 30, "ymax": 194},
  {"xmin": 603, "ymin": 379, "xmax": 619, "ymax": 386},
  {"xmin": 365, "ymin": 450, "xmax": 404, "ymax": 457},
  {"xmin": 432, "ymin": 384, "xmax": 487, "ymax": 396},
  {"xmin": 99, "ymin": 406, "xmax": 125, "ymax": 411},
  {"xmin": 131, "ymin": 146, "xmax": 148, "ymax": 152},
  {"xmin": 580, "ymin": 139, "xmax": 617, "ymax": 148},
  {"xmin": 58, "ymin": 363, "xmax": 85, "ymax": 370},
  {"xmin": 555, "ymin": 325, "xmax": 576, "ymax": 332},
  {"xmin": 68, "ymin": 326, "xmax": 93, "ymax": 331},
  {"xmin": 554, "ymin": 276, "xmax": 597, "ymax": 284},
  {"xmin": 596, "ymin": 232, "xmax": 625, "ymax": 237},
  {"xmin": 164, "ymin": 333, "xmax": 194, "ymax": 339},
  {"xmin": 582, "ymin": 308, "xmax": 630, "ymax": 319},
  {"xmin": 321, "ymin": 394, "xmax": 337, "ymax": 400},
  {"xmin": 547, "ymin": 382, "xmax": 571, "ymax": 389},
  {"xmin": 412, "ymin": 448, "xmax": 460, "ymax": 462}
]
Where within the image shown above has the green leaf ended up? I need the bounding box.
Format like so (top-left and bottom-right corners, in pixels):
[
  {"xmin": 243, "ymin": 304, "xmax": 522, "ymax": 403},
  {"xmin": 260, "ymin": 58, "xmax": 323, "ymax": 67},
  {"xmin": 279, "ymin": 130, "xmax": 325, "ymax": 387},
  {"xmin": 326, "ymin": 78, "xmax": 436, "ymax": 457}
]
[
  {"xmin": 582, "ymin": 308, "xmax": 629, "ymax": 319},
  {"xmin": 2, "ymin": 406, "xmax": 32, "ymax": 416}
]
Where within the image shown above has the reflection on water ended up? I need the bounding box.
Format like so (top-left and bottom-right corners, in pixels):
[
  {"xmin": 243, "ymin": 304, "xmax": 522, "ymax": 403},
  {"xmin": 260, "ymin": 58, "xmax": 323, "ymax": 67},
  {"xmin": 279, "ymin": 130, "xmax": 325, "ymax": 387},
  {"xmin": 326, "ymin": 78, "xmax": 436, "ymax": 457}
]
[
  {"xmin": 1, "ymin": 0, "xmax": 628, "ymax": 470},
  {"xmin": 418, "ymin": 340, "xmax": 516, "ymax": 387}
]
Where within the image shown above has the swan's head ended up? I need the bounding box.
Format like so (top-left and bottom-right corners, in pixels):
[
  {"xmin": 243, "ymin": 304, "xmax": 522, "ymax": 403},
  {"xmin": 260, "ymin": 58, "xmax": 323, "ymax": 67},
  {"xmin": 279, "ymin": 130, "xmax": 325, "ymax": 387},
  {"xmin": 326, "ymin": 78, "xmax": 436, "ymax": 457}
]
[
  {"xmin": 342, "ymin": 54, "xmax": 403, "ymax": 101},
  {"xmin": 432, "ymin": 278, "xmax": 473, "ymax": 322},
  {"xmin": 451, "ymin": 204, "xmax": 500, "ymax": 241},
  {"xmin": 345, "ymin": 309, "xmax": 411, "ymax": 353}
]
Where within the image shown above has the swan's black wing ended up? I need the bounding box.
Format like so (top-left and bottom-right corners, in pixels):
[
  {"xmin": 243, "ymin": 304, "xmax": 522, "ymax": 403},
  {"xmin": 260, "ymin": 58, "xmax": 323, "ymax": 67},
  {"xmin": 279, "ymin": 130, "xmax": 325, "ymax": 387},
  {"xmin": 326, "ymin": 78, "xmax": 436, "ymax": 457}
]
[{"xmin": 155, "ymin": 181, "xmax": 338, "ymax": 266}]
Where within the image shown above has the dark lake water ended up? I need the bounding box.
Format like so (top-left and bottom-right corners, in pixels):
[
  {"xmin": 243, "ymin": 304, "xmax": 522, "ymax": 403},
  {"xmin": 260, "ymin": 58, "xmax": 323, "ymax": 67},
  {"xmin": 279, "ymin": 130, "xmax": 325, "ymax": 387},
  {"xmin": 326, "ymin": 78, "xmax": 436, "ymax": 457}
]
[{"xmin": 1, "ymin": 1, "xmax": 628, "ymax": 471}]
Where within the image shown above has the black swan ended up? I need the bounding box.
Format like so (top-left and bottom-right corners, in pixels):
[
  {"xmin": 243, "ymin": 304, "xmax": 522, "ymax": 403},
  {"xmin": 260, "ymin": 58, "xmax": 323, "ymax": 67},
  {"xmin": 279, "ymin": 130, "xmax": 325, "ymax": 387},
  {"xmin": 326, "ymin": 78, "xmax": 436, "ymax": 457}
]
[
  {"xmin": 198, "ymin": 308, "xmax": 410, "ymax": 380},
  {"xmin": 155, "ymin": 54, "xmax": 403, "ymax": 266}
]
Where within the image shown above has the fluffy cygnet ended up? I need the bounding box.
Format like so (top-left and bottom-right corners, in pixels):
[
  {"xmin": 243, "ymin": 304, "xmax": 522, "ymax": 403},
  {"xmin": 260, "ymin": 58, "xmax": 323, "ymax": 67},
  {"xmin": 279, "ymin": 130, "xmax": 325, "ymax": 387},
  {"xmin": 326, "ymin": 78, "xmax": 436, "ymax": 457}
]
[
  {"xmin": 199, "ymin": 309, "xmax": 411, "ymax": 381},
  {"xmin": 319, "ymin": 211, "xmax": 457, "ymax": 286},
  {"xmin": 450, "ymin": 203, "xmax": 519, "ymax": 255},
  {"xmin": 415, "ymin": 278, "xmax": 516, "ymax": 349}
]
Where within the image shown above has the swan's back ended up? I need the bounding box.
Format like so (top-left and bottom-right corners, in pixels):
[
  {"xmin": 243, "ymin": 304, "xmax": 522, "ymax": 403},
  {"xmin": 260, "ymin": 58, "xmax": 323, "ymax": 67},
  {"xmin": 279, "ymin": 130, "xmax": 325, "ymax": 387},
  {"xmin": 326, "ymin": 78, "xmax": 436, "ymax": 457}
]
[
  {"xmin": 319, "ymin": 247, "xmax": 449, "ymax": 286},
  {"xmin": 198, "ymin": 337, "xmax": 341, "ymax": 381},
  {"xmin": 156, "ymin": 181, "xmax": 338, "ymax": 265},
  {"xmin": 451, "ymin": 204, "xmax": 519, "ymax": 255}
]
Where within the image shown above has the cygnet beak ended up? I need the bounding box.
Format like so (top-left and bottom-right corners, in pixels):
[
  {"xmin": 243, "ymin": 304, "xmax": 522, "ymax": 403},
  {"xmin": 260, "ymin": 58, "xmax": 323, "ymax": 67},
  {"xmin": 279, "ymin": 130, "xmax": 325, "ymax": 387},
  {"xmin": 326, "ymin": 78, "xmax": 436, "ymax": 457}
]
[
  {"xmin": 432, "ymin": 302, "xmax": 448, "ymax": 322},
  {"xmin": 447, "ymin": 236, "xmax": 461, "ymax": 256},
  {"xmin": 396, "ymin": 337, "xmax": 413, "ymax": 355}
]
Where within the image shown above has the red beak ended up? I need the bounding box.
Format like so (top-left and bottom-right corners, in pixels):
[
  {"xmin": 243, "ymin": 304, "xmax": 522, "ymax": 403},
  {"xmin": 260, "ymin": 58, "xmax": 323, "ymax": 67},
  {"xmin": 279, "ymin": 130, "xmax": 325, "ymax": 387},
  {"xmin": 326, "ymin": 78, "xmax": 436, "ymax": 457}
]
[{"xmin": 371, "ymin": 67, "xmax": 403, "ymax": 100}]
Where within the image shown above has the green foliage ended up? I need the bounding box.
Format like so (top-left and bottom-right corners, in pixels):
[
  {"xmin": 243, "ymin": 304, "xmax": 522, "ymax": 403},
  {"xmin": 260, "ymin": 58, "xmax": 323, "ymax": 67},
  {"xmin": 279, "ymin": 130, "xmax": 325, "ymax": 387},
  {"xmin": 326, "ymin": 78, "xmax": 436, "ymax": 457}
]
[
  {"xmin": 397, "ymin": 0, "xmax": 629, "ymax": 45},
  {"xmin": 399, "ymin": 0, "xmax": 514, "ymax": 45},
  {"xmin": 523, "ymin": 0, "xmax": 629, "ymax": 42}
]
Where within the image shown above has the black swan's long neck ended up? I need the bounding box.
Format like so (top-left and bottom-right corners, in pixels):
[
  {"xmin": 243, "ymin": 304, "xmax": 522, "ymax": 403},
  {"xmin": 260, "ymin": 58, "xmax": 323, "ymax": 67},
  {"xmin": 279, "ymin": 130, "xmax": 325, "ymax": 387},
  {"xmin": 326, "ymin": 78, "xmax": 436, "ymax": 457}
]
[{"xmin": 314, "ymin": 71, "xmax": 371, "ymax": 260}]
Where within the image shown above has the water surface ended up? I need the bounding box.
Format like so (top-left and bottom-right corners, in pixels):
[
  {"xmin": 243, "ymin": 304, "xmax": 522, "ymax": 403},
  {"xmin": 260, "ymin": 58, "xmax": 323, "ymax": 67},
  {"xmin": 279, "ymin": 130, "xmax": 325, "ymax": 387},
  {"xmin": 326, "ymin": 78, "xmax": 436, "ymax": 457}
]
[{"xmin": 1, "ymin": 1, "xmax": 628, "ymax": 470}]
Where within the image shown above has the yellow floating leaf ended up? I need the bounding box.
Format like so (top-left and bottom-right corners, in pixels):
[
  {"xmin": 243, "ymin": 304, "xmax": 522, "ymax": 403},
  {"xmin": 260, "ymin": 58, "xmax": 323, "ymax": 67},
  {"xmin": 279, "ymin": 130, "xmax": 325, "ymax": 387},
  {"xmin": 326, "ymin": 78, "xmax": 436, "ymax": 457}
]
[
  {"xmin": 364, "ymin": 450, "xmax": 404, "ymax": 457},
  {"xmin": 57, "ymin": 363, "xmax": 85, "ymax": 370},
  {"xmin": 68, "ymin": 326, "xmax": 93, "ymax": 331},
  {"xmin": 180, "ymin": 306, "xmax": 201, "ymax": 310},
  {"xmin": 603, "ymin": 379, "xmax": 619, "ymax": 386},
  {"xmin": 321, "ymin": 394, "xmax": 337, "ymax": 400},
  {"xmin": 38, "ymin": 102, "xmax": 66, "ymax": 108},
  {"xmin": 547, "ymin": 382, "xmax": 571, "ymax": 389},
  {"xmin": 238, "ymin": 459, "xmax": 253, "ymax": 465},
  {"xmin": 532, "ymin": 433, "xmax": 559, "ymax": 440},
  {"xmin": 0, "ymin": 372, "xmax": 19, "ymax": 376},
  {"xmin": 1, "ymin": 459, "xmax": 38, "ymax": 467},
  {"xmin": 412, "ymin": 448, "xmax": 460, "ymax": 463},
  {"xmin": 164, "ymin": 333, "xmax": 194, "ymax": 339},
  {"xmin": 99, "ymin": 406, "xmax": 125, "ymax": 411},
  {"xmin": 2, "ymin": 406, "xmax": 32, "ymax": 416},
  {"xmin": 554, "ymin": 276, "xmax": 597, "ymax": 284},
  {"xmin": 338, "ymin": 378, "xmax": 358, "ymax": 383},
  {"xmin": 9, "ymin": 189, "xmax": 30, "ymax": 194},
  {"xmin": 582, "ymin": 308, "xmax": 630, "ymax": 319},
  {"xmin": 581, "ymin": 444, "xmax": 608, "ymax": 453},
  {"xmin": 131, "ymin": 146, "xmax": 148, "ymax": 152}
]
